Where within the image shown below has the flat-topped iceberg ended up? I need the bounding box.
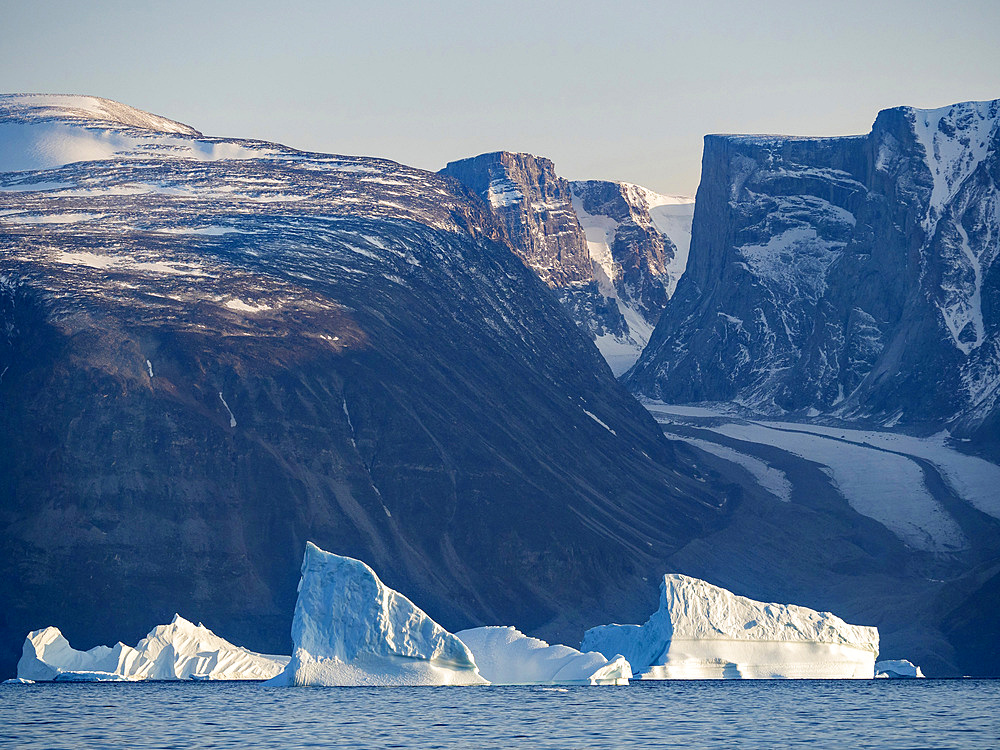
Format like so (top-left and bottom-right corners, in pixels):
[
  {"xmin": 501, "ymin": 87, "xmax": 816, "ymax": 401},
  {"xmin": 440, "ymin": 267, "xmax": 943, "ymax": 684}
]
[
  {"xmin": 582, "ymin": 574, "xmax": 878, "ymax": 679},
  {"xmin": 17, "ymin": 615, "xmax": 288, "ymax": 682},
  {"xmin": 267, "ymin": 542, "xmax": 486, "ymax": 686},
  {"xmin": 455, "ymin": 626, "xmax": 631, "ymax": 685}
]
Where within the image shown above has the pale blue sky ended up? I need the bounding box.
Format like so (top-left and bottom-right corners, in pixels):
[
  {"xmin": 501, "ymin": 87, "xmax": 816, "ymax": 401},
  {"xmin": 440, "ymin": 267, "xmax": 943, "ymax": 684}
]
[{"xmin": 3, "ymin": 0, "xmax": 998, "ymax": 194}]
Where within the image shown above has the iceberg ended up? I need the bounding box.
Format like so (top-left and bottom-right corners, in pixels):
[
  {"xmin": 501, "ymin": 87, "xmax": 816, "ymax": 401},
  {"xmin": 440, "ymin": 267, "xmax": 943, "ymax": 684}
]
[
  {"xmin": 875, "ymin": 659, "xmax": 924, "ymax": 678},
  {"xmin": 17, "ymin": 615, "xmax": 288, "ymax": 681},
  {"xmin": 581, "ymin": 574, "xmax": 879, "ymax": 679},
  {"xmin": 267, "ymin": 542, "xmax": 486, "ymax": 686},
  {"xmin": 455, "ymin": 626, "xmax": 631, "ymax": 685}
]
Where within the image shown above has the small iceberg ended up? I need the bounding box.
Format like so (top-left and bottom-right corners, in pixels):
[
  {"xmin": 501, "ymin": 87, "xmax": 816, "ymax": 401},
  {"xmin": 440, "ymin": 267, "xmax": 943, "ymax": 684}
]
[
  {"xmin": 582, "ymin": 574, "xmax": 879, "ymax": 679},
  {"xmin": 2, "ymin": 677, "xmax": 34, "ymax": 684},
  {"xmin": 266, "ymin": 542, "xmax": 486, "ymax": 686},
  {"xmin": 455, "ymin": 626, "xmax": 631, "ymax": 685},
  {"xmin": 875, "ymin": 659, "xmax": 925, "ymax": 678},
  {"xmin": 17, "ymin": 615, "xmax": 288, "ymax": 682}
]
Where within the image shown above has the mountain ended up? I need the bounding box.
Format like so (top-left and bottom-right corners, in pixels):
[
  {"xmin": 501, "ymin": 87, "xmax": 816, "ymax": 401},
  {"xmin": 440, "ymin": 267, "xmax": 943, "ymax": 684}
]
[
  {"xmin": 441, "ymin": 152, "xmax": 693, "ymax": 375},
  {"xmin": 627, "ymin": 99, "xmax": 1000, "ymax": 446},
  {"xmin": 623, "ymin": 98, "xmax": 1000, "ymax": 676},
  {"xmin": 0, "ymin": 94, "xmax": 740, "ymax": 678}
]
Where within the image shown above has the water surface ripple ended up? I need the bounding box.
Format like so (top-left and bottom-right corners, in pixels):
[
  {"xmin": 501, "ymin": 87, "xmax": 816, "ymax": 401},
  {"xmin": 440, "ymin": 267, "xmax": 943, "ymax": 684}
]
[{"xmin": 3, "ymin": 680, "xmax": 998, "ymax": 749}]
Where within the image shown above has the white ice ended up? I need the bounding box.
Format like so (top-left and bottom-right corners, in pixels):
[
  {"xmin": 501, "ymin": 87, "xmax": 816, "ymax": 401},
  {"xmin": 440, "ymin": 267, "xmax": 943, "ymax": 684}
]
[
  {"xmin": 266, "ymin": 542, "xmax": 486, "ymax": 686},
  {"xmin": 875, "ymin": 659, "xmax": 924, "ymax": 678},
  {"xmin": 910, "ymin": 100, "xmax": 999, "ymax": 235},
  {"xmin": 582, "ymin": 574, "xmax": 878, "ymax": 679},
  {"xmin": 569, "ymin": 186, "xmax": 693, "ymax": 375},
  {"xmin": 455, "ymin": 626, "xmax": 630, "ymax": 685},
  {"xmin": 644, "ymin": 403, "xmax": 974, "ymax": 553},
  {"xmin": 17, "ymin": 614, "xmax": 288, "ymax": 682},
  {"xmin": 0, "ymin": 119, "xmax": 267, "ymax": 174},
  {"xmin": 662, "ymin": 430, "xmax": 792, "ymax": 502}
]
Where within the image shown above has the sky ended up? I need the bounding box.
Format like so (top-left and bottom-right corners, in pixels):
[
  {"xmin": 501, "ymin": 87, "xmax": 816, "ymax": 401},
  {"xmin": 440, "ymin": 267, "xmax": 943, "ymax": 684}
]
[{"xmin": 3, "ymin": 0, "xmax": 999, "ymax": 195}]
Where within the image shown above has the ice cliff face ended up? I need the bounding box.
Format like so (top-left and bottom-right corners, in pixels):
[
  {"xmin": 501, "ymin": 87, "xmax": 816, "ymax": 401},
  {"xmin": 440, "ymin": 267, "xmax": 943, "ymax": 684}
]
[
  {"xmin": 628, "ymin": 99, "xmax": 1000, "ymax": 441},
  {"xmin": 270, "ymin": 543, "xmax": 485, "ymax": 686},
  {"xmin": 0, "ymin": 95, "xmax": 738, "ymax": 678},
  {"xmin": 441, "ymin": 153, "xmax": 693, "ymax": 375},
  {"xmin": 582, "ymin": 574, "xmax": 878, "ymax": 679},
  {"xmin": 17, "ymin": 614, "xmax": 287, "ymax": 681}
]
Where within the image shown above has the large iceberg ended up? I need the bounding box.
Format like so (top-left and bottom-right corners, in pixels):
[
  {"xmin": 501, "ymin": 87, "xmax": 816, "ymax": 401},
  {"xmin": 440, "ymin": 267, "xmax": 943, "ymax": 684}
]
[
  {"xmin": 17, "ymin": 614, "xmax": 288, "ymax": 681},
  {"xmin": 455, "ymin": 626, "xmax": 631, "ymax": 685},
  {"xmin": 267, "ymin": 542, "xmax": 486, "ymax": 686},
  {"xmin": 582, "ymin": 574, "xmax": 879, "ymax": 679}
]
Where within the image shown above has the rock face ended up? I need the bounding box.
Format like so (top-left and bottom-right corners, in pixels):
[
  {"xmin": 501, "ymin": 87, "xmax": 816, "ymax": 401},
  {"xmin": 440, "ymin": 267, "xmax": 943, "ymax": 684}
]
[
  {"xmin": 455, "ymin": 626, "xmax": 631, "ymax": 686},
  {"xmin": 627, "ymin": 99, "xmax": 1000, "ymax": 443},
  {"xmin": 441, "ymin": 153, "xmax": 693, "ymax": 375},
  {"xmin": 581, "ymin": 574, "xmax": 879, "ymax": 679},
  {"xmin": 17, "ymin": 614, "xmax": 287, "ymax": 681},
  {"xmin": 439, "ymin": 151, "xmax": 592, "ymax": 286},
  {"xmin": 0, "ymin": 95, "xmax": 739, "ymax": 678},
  {"xmin": 269, "ymin": 543, "xmax": 485, "ymax": 686},
  {"xmin": 570, "ymin": 180, "xmax": 694, "ymax": 374}
]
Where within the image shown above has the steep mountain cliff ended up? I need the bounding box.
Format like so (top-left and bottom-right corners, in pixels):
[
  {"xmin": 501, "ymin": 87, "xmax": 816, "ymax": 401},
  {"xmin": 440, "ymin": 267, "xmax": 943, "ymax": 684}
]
[
  {"xmin": 0, "ymin": 95, "xmax": 739, "ymax": 678},
  {"xmin": 627, "ymin": 99, "xmax": 1000, "ymax": 445},
  {"xmin": 441, "ymin": 153, "xmax": 692, "ymax": 375}
]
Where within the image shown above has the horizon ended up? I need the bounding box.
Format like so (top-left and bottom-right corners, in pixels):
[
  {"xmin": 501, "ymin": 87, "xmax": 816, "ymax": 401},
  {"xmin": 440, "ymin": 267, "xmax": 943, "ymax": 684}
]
[{"xmin": 3, "ymin": 0, "xmax": 998, "ymax": 195}]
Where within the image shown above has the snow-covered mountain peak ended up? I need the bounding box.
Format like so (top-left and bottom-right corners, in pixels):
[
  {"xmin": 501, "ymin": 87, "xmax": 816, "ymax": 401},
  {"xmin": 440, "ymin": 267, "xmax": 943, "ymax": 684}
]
[
  {"xmin": 0, "ymin": 93, "xmax": 278, "ymax": 174},
  {"xmin": 906, "ymin": 98, "xmax": 1000, "ymax": 234},
  {"xmin": 0, "ymin": 94, "xmax": 201, "ymax": 136},
  {"xmin": 616, "ymin": 181, "xmax": 693, "ymax": 209}
]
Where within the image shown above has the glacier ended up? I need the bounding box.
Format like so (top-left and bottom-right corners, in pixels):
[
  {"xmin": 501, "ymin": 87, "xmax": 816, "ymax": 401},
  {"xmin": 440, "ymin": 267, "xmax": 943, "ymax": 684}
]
[
  {"xmin": 455, "ymin": 627, "xmax": 631, "ymax": 686},
  {"xmin": 17, "ymin": 614, "xmax": 288, "ymax": 681},
  {"xmin": 582, "ymin": 574, "xmax": 878, "ymax": 679},
  {"xmin": 266, "ymin": 542, "xmax": 486, "ymax": 686}
]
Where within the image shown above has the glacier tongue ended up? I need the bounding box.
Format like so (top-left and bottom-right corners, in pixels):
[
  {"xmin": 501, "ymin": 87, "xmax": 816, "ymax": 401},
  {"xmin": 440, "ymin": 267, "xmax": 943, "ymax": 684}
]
[
  {"xmin": 582, "ymin": 574, "xmax": 878, "ymax": 679},
  {"xmin": 455, "ymin": 626, "xmax": 631, "ymax": 686},
  {"xmin": 17, "ymin": 614, "xmax": 288, "ymax": 681},
  {"xmin": 268, "ymin": 542, "xmax": 486, "ymax": 686}
]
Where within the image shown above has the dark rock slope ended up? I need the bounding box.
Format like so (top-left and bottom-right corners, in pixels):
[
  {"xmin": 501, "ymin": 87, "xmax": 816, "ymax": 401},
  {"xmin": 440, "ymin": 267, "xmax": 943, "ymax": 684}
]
[
  {"xmin": 628, "ymin": 99, "xmax": 1000, "ymax": 444},
  {"xmin": 0, "ymin": 95, "xmax": 739, "ymax": 677}
]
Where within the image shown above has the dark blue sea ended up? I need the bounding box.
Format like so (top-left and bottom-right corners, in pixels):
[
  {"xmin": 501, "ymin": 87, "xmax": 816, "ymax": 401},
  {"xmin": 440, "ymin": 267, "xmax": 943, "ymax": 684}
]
[{"xmin": 3, "ymin": 680, "xmax": 998, "ymax": 749}]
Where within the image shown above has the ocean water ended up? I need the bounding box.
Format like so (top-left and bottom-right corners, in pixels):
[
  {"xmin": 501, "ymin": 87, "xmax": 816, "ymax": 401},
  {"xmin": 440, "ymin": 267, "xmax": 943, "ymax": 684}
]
[{"xmin": 3, "ymin": 680, "xmax": 998, "ymax": 749}]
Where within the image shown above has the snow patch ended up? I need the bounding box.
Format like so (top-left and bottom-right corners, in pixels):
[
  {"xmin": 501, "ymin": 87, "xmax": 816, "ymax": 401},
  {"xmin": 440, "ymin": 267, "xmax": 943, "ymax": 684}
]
[
  {"xmin": 218, "ymin": 392, "xmax": 237, "ymax": 428},
  {"xmin": 224, "ymin": 298, "xmax": 271, "ymax": 313},
  {"xmin": 910, "ymin": 100, "xmax": 999, "ymax": 235},
  {"xmin": 583, "ymin": 408, "xmax": 616, "ymax": 435}
]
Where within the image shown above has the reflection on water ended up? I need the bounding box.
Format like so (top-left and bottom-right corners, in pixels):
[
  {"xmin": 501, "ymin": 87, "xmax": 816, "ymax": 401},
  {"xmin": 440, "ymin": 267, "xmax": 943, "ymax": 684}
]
[{"xmin": 3, "ymin": 679, "xmax": 998, "ymax": 749}]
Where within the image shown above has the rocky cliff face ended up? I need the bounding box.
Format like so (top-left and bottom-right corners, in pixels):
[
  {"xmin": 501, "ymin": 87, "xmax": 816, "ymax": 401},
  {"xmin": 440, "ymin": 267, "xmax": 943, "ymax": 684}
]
[
  {"xmin": 441, "ymin": 153, "xmax": 693, "ymax": 375},
  {"xmin": 627, "ymin": 99, "xmax": 1000, "ymax": 443},
  {"xmin": 570, "ymin": 180, "xmax": 693, "ymax": 374},
  {"xmin": 438, "ymin": 151, "xmax": 592, "ymax": 285},
  {"xmin": 0, "ymin": 95, "xmax": 740, "ymax": 678}
]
